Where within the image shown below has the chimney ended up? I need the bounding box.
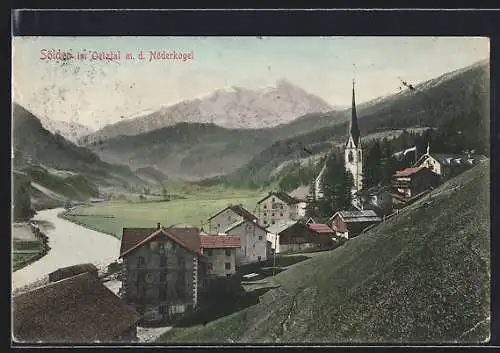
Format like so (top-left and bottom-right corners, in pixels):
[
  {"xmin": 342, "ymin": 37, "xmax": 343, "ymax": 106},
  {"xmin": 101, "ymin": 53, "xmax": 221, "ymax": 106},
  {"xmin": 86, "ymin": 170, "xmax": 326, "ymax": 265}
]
[{"xmin": 157, "ymin": 222, "xmax": 161, "ymax": 229}]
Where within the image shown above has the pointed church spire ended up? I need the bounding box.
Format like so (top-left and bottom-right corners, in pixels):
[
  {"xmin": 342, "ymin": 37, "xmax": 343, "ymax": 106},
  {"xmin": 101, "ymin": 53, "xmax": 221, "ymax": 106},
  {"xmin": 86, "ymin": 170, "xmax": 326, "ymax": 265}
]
[{"xmin": 350, "ymin": 78, "xmax": 361, "ymax": 147}]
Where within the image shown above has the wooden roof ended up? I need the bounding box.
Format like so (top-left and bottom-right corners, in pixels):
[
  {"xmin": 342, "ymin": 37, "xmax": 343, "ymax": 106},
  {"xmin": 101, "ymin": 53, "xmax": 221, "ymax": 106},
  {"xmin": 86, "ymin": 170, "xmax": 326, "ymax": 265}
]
[
  {"xmin": 120, "ymin": 227, "xmax": 202, "ymax": 258},
  {"xmin": 208, "ymin": 204, "xmax": 257, "ymax": 222},
  {"xmin": 308, "ymin": 223, "xmax": 334, "ymax": 233},
  {"xmin": 12, "ymin": 273, "xmax": 140, "ymax": 343},
  {"xmin": 48, "ymin": 263, "xmax": 98, "ymax": 281},
  {"xmin": 200, "ymin": 235, "xmax": 241, "ymax": 249}
]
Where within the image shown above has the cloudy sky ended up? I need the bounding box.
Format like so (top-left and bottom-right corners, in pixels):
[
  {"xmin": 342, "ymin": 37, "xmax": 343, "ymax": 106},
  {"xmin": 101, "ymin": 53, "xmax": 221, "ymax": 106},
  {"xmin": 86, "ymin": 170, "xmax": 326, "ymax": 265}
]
[{"xmin": 12, "ymin": 36, "xmax": 489, "ymax": 130}]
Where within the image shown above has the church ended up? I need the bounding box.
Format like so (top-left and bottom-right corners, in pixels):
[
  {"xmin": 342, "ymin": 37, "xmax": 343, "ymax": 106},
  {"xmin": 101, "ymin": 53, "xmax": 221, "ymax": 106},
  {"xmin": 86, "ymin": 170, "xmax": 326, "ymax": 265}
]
[{"xmin": 314, "ymin": 80, "xmax": 363, "ymax": 199}]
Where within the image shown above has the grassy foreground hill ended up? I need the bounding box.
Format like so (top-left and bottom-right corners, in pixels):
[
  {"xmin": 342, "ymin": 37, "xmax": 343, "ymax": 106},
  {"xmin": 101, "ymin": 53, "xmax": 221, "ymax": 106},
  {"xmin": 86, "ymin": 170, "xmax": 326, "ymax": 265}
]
[{"xmin": 159, "ymin": 162, "xmax": 490, "ymax": 344}]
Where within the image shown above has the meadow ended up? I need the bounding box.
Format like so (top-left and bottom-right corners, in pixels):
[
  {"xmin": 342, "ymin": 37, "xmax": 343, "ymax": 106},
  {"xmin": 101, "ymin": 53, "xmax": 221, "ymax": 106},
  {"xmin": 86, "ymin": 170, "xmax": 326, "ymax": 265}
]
[
  {"xmin": 61, "ymin": 186, "xmax": 265, "ymax": 239},
  {"xmin": 158, "ymin": 163, "xmax": 490, "ymax": 344}
]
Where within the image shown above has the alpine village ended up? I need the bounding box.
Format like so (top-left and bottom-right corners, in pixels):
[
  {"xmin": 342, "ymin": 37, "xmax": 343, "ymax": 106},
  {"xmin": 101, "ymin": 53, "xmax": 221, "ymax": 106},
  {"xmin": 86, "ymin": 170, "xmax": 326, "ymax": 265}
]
[{"xmin": 12, "ymin": 61, "xmax": 490, "ymax": 344}]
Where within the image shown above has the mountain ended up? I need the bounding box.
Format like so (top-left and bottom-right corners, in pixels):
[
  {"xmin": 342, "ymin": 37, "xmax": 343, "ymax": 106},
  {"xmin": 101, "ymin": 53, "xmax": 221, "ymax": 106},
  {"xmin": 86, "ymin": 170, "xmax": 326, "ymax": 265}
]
[
  {"xmin": 12, "ymin": 103, "xmax": 147, "ymax": 198},
  {"xmin": 159, "ymin": 162, "xmax": 490, "ymax": 343},
  {"xmin": 223, "ymin": 60, "xmax": 489, "ymax": 186},
  {"xmin": 80, "ymin": 79, "xmax": 333, "ymax": 144},
  {"xmin": 83, "ymin": 60, "xmax": 488, "ymax": 183},
  {"xmin": 84, "ymin": 109, "xmax": 347, "ymax": 180},
  {"xmin": 36, "ymin": 114, "xmax": 94, "ymax": 144}
]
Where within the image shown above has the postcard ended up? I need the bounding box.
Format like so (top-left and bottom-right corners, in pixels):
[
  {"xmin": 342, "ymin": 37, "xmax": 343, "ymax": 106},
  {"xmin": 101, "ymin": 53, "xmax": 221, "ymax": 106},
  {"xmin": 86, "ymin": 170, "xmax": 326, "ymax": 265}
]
[{"xmin": 11, "ymin": 35, "xmax": 490, "ymax": 345}]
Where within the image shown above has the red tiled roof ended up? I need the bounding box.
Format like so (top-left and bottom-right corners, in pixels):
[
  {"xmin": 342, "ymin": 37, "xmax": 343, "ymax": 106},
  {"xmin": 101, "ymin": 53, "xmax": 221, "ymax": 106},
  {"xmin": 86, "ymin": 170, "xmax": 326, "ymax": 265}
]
[
  {"xmin": 394, "ymin": 167, "xmax": 423, "ymax": 177},
  {"xmin": 200, "ymin": 235, "xmax": 241, "ymax": 249},
  {"xmin": 308, "ymin": 223, "xmax": 334, "ymax": 233}
]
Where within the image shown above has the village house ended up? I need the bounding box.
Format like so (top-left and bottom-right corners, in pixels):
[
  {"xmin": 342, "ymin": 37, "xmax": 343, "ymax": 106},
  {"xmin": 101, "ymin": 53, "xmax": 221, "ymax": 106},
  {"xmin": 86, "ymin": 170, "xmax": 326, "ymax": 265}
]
[
  {"xmin": 413, "ymin": 146, "xmax": 487, "ymax": 180},
  {"xmin": 308, "ymin": 223, "xmax": 337, "ymax": 247},
  {"xmin": 266, "ymin": 221, "xmax": 319, "ymax": 253},
  {"xmin": 391, "ymin": 167, "xmax": 440, "ymax": 200},
  {"xmin": 119, "ymin": 225, "xmax": 201, "ymax": 324},
  {"xmin": 119, "ymin": 224, "xmax": 241, "ymax": 324},
  {"xmin": 223, "ymin": 218, "xmax": 268, "ymax": 265},
  {"xmin": 13, "ymin": 272, "xmax": 140, "ymax": 343},
  {"xmin": 48, "ymin": 263, "xmax": 99, "ymax": 283},
  {"xmin": 199, "ymin": 235, "xmax": 240, "ymax": 280},
  {"xmin": 256, "ymin": 191, "xmax": 302, "ymax": 227},
  {"xmin": 330, "ymin": 210, "xmax": 382, "ymax": 239},
  {"xmin": 206, "ymin": 204, "xmax": 258, "ymax": 234}
]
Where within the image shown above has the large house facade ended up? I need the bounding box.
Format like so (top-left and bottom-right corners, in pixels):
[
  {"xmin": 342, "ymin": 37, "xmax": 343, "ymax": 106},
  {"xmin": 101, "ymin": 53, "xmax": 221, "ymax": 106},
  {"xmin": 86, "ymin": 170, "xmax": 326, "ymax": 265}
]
[
  {"xmin": 119, "ymin": 225, "xmax": 240, "ymax": 324},
  {"xmin": 256, "ymin": 191, "xmax": 301, "ymax": 227},
  {"xmin": 224, "ymin": 218, "xmax": 268, "ymax": 265},
  {"xmin": 206, "ymin": 204, "xmax": 258, "ymax": 234}
]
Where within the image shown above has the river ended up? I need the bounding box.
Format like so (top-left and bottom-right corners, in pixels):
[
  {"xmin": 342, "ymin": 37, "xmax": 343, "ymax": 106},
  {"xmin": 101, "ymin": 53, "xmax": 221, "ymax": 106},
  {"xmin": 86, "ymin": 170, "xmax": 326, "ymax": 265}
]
[{"xmin": 12, "ymin": 208, "xmax": 120, "ymax": 291}]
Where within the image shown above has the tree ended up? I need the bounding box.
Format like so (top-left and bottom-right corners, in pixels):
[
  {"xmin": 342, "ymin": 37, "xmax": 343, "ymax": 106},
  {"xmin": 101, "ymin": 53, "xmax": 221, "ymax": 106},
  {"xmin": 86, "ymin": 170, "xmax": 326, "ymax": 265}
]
[
  {"xmin": 13, "ymin": 175, "xmax": 34, "ymax": 221},
  {"xmin": 319, "ymin": 151, "xmax": 354, "ymax": 218},
  {"xmin": 363, "ymin": 140, "xmax": 383, "ymax": 189}
]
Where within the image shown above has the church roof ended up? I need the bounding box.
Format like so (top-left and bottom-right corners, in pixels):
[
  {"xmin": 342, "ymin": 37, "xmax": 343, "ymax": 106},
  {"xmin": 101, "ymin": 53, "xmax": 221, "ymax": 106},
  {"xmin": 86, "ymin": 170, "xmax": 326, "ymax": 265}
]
[{"xmin": 348, "ymin": 80, "xmax": 361, "ymax": 147}]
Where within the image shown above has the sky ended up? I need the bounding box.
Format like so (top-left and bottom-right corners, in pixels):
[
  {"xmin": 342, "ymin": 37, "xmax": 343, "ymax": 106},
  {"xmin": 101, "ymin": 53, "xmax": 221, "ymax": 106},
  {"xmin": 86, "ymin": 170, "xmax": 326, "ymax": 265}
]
[{"xmin": 12, "ymin": 36, "xmax": 489, "ymax": 130}]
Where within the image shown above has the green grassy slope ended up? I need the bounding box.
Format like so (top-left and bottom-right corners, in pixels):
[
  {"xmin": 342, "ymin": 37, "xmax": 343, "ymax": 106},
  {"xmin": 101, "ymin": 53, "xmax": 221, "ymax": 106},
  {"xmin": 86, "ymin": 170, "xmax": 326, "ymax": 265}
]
[{"xmin": 159, "ymin": 162, "xmax": 490, "ymax": 344}]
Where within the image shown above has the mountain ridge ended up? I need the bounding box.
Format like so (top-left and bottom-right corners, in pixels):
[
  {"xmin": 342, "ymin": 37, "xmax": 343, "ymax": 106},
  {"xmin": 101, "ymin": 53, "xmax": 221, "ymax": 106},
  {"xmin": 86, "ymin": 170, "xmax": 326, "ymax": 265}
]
[{"xmin": 80, "ymin": 79, "xmax": 333, "ymax": 144}]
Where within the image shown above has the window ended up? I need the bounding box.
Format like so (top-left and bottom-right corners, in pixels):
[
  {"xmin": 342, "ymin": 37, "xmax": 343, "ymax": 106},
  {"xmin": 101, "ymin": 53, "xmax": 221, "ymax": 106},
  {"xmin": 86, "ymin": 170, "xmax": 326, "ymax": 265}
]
[
  {"xmin": 160, "ymin": 256, "xmax": 167, "ymax": 267},
  {"xmin": 159, "ymin": 305, "xmax": 166, "ymax": 314},
  {"xmin": 160, "ymin": 271, "xmax": 167, "ymax": 282},
  {"xmin": 225, "ymin": 249, "xmax": 231, "ymax": 256},
  {"xmin": 207, "ymin": 263, "xmax": 213, "ymax": 272},
  {"xmin": 348, "ymin": 152, "xmax": 353, "ymax": 162},
  {"xmin": 206, "ymin": 249, "xmax": 213, "ymax": 256},
  {"xmin": 264, "ymin": 220, "xmax": 268, "ymax": 225},
  {"xmin": 228, "ymin": 215, "xmax": 232, "ymax": 221},
  {"xmin": 271, "ymin": 220, "xmax": 275, "ymax": 224},
  {"xmin": 226, "ymin": 274, "xmax": 232, "ymax": 278},
  {"xmin": 280, "ymin": 212, "xmax": 283, "ymax": 217},
  {"xmin": 258, "ymin": 256, "xmax": 262, "ymax": 261},
  {"xmin": 140, "ymin": 286, "xmax": 146, "ymax": 298},
  {"xmin": 272, "ymin": 198, "xmax": 275, "ymax": 202},
  {"xmin": 159, "ymin": 288, "xmax": 167, "ymax": 300},
  {"xmin": 358, "ymin": 151, "xmax": 361, "ymax": 160},
  {"xmin": 225, "ymin": 262, "xmax": 231, "ymax": 270},
  {"xmin": 217, "ymin": 223, "xmax": 220, "ymax": 229},
  {"xmin": 263, "ymin": 205, "xmax": 267, "ymax": 209},
  {"xmin": 271, "ymin": 213, "xmax": 275, "ymax": 217},
  {"xmin": 280, "ymin": 205, "xmax": 283, "ymax": 209},
  {"xmin": 258, "ymin": 236, "xmax": 263, "ymax": 240},
  {"xmin": 138, "ymin": 256, "xmax": 145, "ymax": 268},
  {"xmin": 264, "ymin": 212, "xmax": 267, "ymax": 217},
  {"xmin": 159, "ymin": 242, "xmax": 164, "ymax": 250}
]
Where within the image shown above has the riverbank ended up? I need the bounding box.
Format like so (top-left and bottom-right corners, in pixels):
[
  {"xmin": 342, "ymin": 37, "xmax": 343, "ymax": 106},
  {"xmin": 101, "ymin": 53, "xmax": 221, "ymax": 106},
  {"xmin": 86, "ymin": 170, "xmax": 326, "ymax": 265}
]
[
  {"xmin": 12, "ymin": 222, "xmax": 50, "ymax": 272},
  {"xmin": 12, "ymin": 208, "xmax": 120, "ymax": 291}
]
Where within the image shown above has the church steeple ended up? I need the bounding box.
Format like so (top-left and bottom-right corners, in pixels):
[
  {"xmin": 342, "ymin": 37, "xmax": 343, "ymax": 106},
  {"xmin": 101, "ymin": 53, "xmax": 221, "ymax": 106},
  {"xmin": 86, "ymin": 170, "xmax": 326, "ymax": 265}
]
[{"xmin": 349, "ymin": 79, "xmax": 361, "ymax": 147}]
